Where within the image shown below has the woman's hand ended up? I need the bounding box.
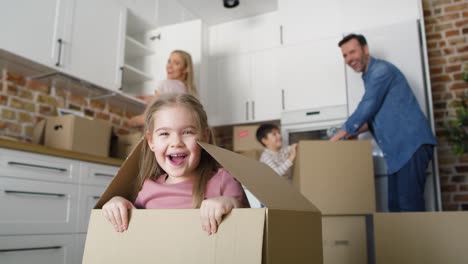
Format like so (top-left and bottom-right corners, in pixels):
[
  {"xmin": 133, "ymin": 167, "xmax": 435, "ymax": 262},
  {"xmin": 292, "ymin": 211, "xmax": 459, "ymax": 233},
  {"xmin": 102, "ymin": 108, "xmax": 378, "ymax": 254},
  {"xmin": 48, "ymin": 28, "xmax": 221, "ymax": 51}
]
[
  {"xmin": 102, "ymin": 196, "xmax": 136, "ymax": 232},
  {"xmin": 200, "ymin": 196, "xmax": 241, "ymax": 235}
]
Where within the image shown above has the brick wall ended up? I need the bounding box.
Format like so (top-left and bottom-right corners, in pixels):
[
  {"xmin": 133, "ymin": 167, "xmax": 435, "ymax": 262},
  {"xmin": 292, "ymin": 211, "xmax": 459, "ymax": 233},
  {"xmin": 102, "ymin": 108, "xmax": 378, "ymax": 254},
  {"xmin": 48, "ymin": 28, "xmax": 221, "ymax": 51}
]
[
  {"xmin": 0, "ymin": 69, "xmax": 139, "ymax": 142},
  {"xmin": 423, "ymin": 0, "xmax": 468, "ymax": 210}
]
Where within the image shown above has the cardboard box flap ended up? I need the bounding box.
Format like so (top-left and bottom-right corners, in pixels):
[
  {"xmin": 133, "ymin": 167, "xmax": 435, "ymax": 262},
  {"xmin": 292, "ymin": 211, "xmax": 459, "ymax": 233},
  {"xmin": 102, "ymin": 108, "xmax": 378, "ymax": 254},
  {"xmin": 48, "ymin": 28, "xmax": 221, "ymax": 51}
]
[
  {"xmin": 94, "ymin": 140, "xmax": 142, "ymax": 209},
  {"xmin": 199, "ymin": 142, "xmax": 319, "ymax": 212},
  {"xmin": 82, "ymin": 209, "xmax": 266, "ymax": 264}
]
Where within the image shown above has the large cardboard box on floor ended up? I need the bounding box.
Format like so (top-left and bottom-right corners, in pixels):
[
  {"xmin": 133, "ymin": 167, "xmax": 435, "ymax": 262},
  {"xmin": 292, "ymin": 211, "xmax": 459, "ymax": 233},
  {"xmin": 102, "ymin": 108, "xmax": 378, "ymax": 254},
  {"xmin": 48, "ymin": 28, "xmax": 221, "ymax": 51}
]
[
  {"xmin": 322, "ymin": 215, "xmax": 371, "ymax": 264},
  {"xmin": 34, "ymin": 115, "xmax": 112, "ymax": 157},
  {"xmin": 83, "ymin": 140, "xmax": 323, "ymax": 264},
  {"xmin": 374, "ymin": 212, "xmax": 468, "ymax": 264},
  {"xmin": 292, "ymin": 140, "xmax": 375, "ymax": 215},
  {"xmin": 233, "ymin": 125, "xmax": 264, "ymax": 152}
]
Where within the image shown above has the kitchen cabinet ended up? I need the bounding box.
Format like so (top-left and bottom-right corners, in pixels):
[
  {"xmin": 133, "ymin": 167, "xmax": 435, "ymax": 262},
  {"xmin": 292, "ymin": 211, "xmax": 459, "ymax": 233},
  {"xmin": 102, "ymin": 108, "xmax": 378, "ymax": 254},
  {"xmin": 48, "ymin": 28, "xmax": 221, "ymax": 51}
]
[
  {"xmin": 209, "ymin": 12, "xmax": 280, "ymax": 56},
  {"xmin": 0, "ymin": 147, "xmax": 118, "ymax": 264},
  {"xmin": 279, "ymin": 35, "xmax": 347, "ymax": 112},
  {"xmin": 0, "ymin": 0, "xmax": 126, "ymax": 91},
  {"xmin": 0, "ymin": 234, "xmax": 76, "ymax": 264},
  {"xmin": 64, "ymin": 0, "xmax": 126, "ymax": 91},
  {"xmin": 121, "ymin": 10, "xmax": 155, "ymax": 93},
  {"xmin": 208, "ymin": 48, "xmax": 281, "ymax": 126},
  {"xmin": 278, "ymin": 0, "xmax": 421, "ymax": 46},
  {"xmin": 137, "ymin": 19, "xmax": 205, "ymax": 95},
  {"xmin": 278, "ymin": 0, "xmax": 341, "ymax": 45},
  {"xmin": 0, "ymin": 0, "xmax": 69, "ymax": 68}
]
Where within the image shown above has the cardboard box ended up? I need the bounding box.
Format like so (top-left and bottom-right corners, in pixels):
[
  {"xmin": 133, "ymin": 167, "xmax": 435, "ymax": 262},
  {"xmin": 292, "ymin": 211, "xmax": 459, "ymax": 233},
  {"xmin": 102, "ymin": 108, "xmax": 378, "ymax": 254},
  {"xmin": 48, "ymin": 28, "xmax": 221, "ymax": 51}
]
[
  {"xmin": 322, "ymin": 215, "xmax": 370, "ymax": 264},
  {"xmin": 236, "ymin": 149, "xmax": 263, "ymax": 161},
  {"xmin": 114, "ymin": 131, "xmax": 143, "ymax": 159},
  {"xmin": 83, "ymin": 140, "xmax": 323, "ymax": 264},
  {"xmin": 42, "ymin": 115, "xmax": 112, "ymax": 157},
  {"xmin": 374, "ymin": 212, "xmax": 468, "ymax": 264},
  {"xmin": 292, "ymin": 140, "xmax": 375, "ymax": 215},
  {"xmin": 233, "ymin": 125, "xmax": 264, "ymax": 152}
]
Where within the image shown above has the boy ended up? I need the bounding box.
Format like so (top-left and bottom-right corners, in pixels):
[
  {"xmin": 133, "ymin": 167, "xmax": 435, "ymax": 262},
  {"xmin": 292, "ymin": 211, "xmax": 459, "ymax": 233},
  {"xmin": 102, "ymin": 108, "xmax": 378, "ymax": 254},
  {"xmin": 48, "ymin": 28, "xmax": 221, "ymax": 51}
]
[{"xmin": 256, "ymin": 124, "xmax": 297, "ymax": 179}]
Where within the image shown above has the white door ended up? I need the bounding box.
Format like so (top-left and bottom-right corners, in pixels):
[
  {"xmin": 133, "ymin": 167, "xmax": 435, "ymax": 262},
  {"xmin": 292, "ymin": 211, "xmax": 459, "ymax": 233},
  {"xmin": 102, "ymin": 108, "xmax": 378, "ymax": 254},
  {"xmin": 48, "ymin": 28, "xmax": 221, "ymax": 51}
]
[
  {"xmin": 279, "ymin": 36, "xmax": 347, "ymax": 112},
  {"xmin": 63, "ymin": 0, "xmax": 126, "ymax": 90},
  {"xmin": 0, "ymin": 0, "xmax": 69, "ymax": 67}
]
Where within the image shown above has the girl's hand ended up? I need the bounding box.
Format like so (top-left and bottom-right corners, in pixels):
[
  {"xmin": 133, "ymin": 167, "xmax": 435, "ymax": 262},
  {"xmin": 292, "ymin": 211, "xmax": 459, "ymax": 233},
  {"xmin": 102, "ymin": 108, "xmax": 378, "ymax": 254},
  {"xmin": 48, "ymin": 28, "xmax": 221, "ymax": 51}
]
[
  {"xmin": 200, "ymin": 196, "xmax": 241, "ymax": 235},
  {"xmin": 102, "ymin": 196, "xmax": 136, "ymax": 232}
]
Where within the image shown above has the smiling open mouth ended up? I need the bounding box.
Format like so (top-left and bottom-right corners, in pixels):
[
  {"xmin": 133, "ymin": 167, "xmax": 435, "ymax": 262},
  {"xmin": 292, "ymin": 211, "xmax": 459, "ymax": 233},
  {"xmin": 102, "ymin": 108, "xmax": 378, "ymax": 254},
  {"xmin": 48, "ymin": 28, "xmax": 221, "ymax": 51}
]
[{"xmin": 168, "ymin": 153, "xmax": 187, "ymax": 165}]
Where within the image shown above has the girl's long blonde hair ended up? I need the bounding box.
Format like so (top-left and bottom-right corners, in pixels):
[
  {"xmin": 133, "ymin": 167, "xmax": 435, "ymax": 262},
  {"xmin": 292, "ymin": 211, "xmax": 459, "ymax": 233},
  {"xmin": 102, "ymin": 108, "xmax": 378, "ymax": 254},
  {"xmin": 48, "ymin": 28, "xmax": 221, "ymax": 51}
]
[
  {"xmin": 137, "ymin": 93, "xmax": 217, "ymax": 208},
  {"xmin": 171, "ymin": 50, "xmax": 197, "ymax": 97}
]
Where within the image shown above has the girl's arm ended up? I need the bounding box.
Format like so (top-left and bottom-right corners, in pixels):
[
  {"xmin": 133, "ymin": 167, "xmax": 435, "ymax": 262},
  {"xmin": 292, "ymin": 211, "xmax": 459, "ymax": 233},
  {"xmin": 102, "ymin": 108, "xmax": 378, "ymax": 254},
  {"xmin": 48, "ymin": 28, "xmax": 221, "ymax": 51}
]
[{"xmin": 102, "ymin": 196, "xmax": 136, "ymax": 232}]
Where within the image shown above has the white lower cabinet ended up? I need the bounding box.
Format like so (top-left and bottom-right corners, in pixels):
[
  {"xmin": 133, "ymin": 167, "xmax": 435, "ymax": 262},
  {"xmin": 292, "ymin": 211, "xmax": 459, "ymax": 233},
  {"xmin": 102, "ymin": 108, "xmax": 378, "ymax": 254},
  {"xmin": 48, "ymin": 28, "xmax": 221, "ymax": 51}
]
[
  {"xmin": 0, "ymin": 177, "xmax": 78, "ymax": 235},
  {"xmin": 0, "ymin": 147, "xmax": 118, "ymax": 264},
  {"xmin": 0, "ymin": 234, "xmax": 76, "ymax": 264}
]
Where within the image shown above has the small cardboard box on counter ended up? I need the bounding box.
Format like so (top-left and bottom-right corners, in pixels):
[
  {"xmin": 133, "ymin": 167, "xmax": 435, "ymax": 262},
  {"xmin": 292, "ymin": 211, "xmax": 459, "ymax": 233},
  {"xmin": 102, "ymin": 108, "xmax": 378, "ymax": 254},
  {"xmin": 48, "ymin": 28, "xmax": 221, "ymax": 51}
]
[
  {"xmin": 83, "ymin": 140, "xmax": 323, "ymax": 264},
  {"xmin": 374, "ymin": 212, "xmax": 468, "ymax": 264},
  {"xmin": 113, "ymin": 131, "xmax": 143, "ymax": 159},
  {"xmin": 33, "ymin": 115, "xmax": 112, "ymax": 157},
  {"xmin": 292, "ymin": 140, "xmax": 375, "ymax": 215},
  {"xmin": 233, "ymin": 125, "xmax": 264, "ymax": 152}
]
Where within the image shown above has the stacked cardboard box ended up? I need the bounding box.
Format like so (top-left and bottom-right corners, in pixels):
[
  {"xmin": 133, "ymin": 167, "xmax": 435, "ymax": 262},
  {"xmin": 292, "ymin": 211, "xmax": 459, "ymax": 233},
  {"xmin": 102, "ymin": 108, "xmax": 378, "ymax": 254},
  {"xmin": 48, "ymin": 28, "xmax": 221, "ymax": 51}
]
[
  {"xmin": 292, "ymin": 140, "xmax": 376, "ymax": 264},
  {"xmin": 82, "ymin": 140, "xmax": 324, "ymax": 263},
  {"xmin": 232, "ymin": 125, "xmax": 264, "ymax": 161}
]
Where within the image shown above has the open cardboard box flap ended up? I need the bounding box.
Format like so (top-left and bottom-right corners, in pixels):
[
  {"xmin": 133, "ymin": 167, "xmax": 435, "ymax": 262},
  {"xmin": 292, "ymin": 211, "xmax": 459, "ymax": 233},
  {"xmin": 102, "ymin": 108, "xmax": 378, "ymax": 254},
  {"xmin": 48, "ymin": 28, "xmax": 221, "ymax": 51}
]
[{"xmin": 85, "ymin": 139, "xmax": 322, "ymax": 264}]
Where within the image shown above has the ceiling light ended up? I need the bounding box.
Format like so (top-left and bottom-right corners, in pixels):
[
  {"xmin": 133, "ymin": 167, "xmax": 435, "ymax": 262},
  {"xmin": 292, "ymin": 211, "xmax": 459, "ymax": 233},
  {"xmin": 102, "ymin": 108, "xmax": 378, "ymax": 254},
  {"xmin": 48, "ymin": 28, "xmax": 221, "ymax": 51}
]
[{"xmin": 223, "ymin": 0, "xmax": 239, "ymax": 8}]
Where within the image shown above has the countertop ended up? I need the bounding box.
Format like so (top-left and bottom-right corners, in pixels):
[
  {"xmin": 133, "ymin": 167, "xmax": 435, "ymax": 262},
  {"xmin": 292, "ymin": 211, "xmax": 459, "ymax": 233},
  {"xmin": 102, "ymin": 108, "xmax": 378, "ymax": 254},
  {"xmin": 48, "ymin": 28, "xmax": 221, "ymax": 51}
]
[{"xmin": 0, "ymin": 139, "xmax": 124, "ymax": 166}]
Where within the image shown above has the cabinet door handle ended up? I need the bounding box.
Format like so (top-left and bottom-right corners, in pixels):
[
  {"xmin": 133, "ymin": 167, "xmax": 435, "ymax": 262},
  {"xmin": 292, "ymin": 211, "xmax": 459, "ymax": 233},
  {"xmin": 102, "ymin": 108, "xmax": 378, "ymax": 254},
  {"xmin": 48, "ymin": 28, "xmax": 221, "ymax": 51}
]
[
  {"xmin": 4, "ymin": 190, "xmax": 66, "ymax": 198},
  {"xmin": 0, "ymin": 246, "xmax": 62, "ymax": 253},
  {"xmin": 306, "ymin": 111, "xmax": 320, "ymax": 116},
  {"xmin": 7, "ymin": 161, "xmax": 67, "ymax": 172},
  {"xmin": 92, "ymin": 196, "xmax": 101, "ymax": 200},
  {"xmin": 252, "ymin": 101, "xmax": 255, "ymax": 120},
  {"xmin": 281, "ymin": 89, "xmax": 285, "ymax": 110},
  {"xmin": 279, "ymin": 25, "xmax": 283, "ymax": 45},
  {"xmin": 119, "ymin": 66, "xmax": 124, "ymax": 91},
  {"xmin": 334, "ymin": 240, "xmax": 350, "ymax": 246},
  {"xmin": 94, "ymin": 173, "xmax": 114, "ymax": 178},
  {"xmin": 55, "ymin": 38, "xmax": 63, "ymax": 66},
  {"xmin": 245, "ymin": 101, "xmax": 249, "ymax": 120}
]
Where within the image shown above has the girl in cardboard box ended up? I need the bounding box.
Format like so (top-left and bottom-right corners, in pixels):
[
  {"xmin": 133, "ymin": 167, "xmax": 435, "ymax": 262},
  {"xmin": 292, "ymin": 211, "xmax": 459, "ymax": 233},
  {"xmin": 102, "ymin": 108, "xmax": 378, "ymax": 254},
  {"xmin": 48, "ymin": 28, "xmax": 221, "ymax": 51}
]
[{"xmin": 103, "ymin": 94, "xmax": 250, "ymax": 235}]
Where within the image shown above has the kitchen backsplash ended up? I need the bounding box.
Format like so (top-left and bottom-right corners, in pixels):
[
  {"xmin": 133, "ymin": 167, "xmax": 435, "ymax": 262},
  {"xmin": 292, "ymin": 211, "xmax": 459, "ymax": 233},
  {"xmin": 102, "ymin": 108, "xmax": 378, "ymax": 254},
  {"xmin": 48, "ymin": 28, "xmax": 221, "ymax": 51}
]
[{"xmin": 0, "ymin": 68, "xmax": 140, "ymax": 142}]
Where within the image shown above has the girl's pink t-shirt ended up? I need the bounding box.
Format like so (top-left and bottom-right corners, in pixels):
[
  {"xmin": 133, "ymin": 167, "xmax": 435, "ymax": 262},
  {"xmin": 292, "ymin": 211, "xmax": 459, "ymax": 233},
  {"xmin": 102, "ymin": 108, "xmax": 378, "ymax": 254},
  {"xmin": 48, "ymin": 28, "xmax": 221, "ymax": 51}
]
[{"xmin": 134, "ymin": 168, "xmax": 249, "ymax": 209}]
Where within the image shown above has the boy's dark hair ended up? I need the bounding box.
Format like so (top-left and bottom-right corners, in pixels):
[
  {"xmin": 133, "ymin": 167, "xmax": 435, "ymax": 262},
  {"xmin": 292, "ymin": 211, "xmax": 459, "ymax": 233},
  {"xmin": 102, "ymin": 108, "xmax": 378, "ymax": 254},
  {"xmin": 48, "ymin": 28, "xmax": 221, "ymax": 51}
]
[
  {"xmin": 338, "ymin": 33, "xmax": 367, "ymax": 47},
  {"xmin": 256, "ymin": 123, "xmax": 280, "ymax": 147}
]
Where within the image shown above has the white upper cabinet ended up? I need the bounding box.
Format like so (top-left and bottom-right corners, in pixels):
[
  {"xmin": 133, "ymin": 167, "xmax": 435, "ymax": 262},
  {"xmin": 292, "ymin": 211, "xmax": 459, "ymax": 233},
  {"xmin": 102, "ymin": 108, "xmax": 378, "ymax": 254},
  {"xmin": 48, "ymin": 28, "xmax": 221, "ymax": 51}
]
[
  {"xmin": 250, "ymin": 48, "xmax": 281, "ymax": 121},
  {"xmin": 64, "ymin": 0, "xmax": 126, "ymax": 90},
  {"xmin": 207, "ymin": 48, "xmax": 281, "ymax": 127},
  {"xmin": 0, "ymin": 0, "xmax": 69, "ymax": 67},
  {"xmin": 139, "ymin": 20, "xmax": 204, "ymax": 95},
  {"xmin": 278, "ymin": 0, "xmax": 341, "ymax": 45},
  {"xmin": 0, "ymin": 0, "xmax": 126, "ymax": 91},
  {"xmin": 209, "ymin": 12, "xmax": 280, "ymax": 56},
  {"xmin": 118, "ymin": 0, "xmax": 158, "ymax": 26},
  {"xmin": 279, "ymin": 36, "xmax": 347, "ymax": 112},
  {"xmin": 278, "ymin": 0, "xmax": 422, "ymax": 45}
]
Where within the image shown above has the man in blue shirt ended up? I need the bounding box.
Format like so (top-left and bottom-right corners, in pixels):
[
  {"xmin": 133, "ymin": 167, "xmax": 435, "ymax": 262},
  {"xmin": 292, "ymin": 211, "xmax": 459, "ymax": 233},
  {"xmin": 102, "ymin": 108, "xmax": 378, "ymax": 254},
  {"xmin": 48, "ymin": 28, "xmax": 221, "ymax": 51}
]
[{"xmin": 330, "ymin": 34, "xmax": 436, "ymax": 212}]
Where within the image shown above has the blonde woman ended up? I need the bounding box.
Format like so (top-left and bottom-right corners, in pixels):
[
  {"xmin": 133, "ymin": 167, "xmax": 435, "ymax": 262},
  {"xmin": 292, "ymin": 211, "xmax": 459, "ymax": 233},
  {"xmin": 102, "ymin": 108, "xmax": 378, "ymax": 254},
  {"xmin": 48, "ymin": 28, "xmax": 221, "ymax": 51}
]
[{"xmin": 129, "ymin": 50, "xmax": 197, "ymax": 127}]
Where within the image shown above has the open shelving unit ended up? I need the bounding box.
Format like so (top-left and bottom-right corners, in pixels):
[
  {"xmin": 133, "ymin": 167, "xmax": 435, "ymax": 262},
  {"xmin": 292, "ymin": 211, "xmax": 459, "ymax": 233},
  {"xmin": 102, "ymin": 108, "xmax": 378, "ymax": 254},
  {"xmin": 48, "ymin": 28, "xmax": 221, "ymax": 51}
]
[{"xmin": 122, "ymin": 11, "xmax": 155, "ymax": 90}]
